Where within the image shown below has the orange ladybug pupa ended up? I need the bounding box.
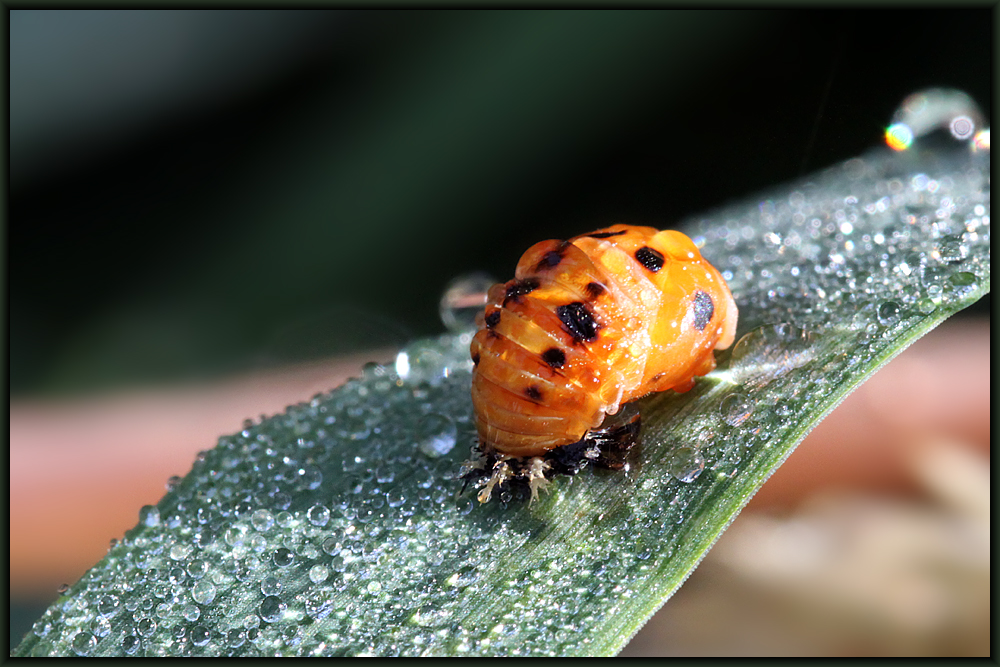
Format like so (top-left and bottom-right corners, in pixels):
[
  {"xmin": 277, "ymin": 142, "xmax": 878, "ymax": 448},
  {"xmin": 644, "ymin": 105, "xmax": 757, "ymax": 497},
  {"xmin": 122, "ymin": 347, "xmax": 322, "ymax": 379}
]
[{"xmin": 464, "ymin": 224, "xmax": 737, "ymax": 503}]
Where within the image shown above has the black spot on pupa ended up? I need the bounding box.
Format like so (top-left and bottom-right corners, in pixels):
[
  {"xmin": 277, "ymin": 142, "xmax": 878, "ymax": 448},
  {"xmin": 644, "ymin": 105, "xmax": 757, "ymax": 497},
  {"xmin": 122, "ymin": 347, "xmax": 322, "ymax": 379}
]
[
  {"xmin": 485, "ymin": 310, "xmax": 501, "ymax": 330},
  {"xmin": 472, "ymin": 352, "xmax": 481, "ymax": 366},
  {"xmin": 556, "ymin": 302, "xmax": 599, "ymax": 342},
  {"xmin": 635, "ymin": 246, "xmax": 665, "ymax": 273},
  {"xmin": 503, "ymin": 278, "xmax": 539, "ymax": 305},
  {"xmin": 692, "ymin": 290, "xmax": 714, "ymax": 331},
  {"xmin": 586, "ymin": 230, "xmax": 627, "ymax": 239},
  {"xmin": 541, "ymin": 347, "xmax": 566, "ymax": 368},
  {"xmin": 534, "ymin": 241, "xmax": 569, "ymax": 272},
  {"xmin": 585, "ymin": 281, "xmax": 606, "ymax": 299},
  {"xmin": 524, "ymin": 385, "xmax": 543, "ymax": 401}
]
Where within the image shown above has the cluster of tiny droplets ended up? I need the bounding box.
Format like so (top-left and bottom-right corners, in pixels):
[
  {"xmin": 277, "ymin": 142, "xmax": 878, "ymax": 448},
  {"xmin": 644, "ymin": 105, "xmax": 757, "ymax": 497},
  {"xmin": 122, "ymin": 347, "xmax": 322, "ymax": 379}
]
[
  {"xmin": 672, "ymin": 140, "xmax": 989, "ymax": 484},
  {"xmin": 23, "ymin": 128, "xmax": 988, "ymax": 657},
  {"xmin": 27, "ymin": 330, "xmax": 631, "ymax": 657}
]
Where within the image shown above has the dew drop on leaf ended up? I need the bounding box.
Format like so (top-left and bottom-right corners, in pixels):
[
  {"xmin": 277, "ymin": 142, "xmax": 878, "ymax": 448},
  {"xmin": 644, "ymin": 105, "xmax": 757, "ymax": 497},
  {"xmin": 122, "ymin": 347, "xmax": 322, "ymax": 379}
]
[
  {"xmin": 667, "ymin": 447, "xmax": 705, "ymax": 483},
  {"xmin": 439, "ymin": 272, "xmax": 494, "ymax": 333}
]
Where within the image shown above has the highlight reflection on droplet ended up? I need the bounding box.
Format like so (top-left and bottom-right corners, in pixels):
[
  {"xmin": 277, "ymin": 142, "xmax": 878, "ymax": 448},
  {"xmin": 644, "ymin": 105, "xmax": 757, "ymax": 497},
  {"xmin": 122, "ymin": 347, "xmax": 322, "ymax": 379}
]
[
  {"xmin": 885, "ymin": 123, "xmax": 913, "ymax": 151},
  {"xmin": 972, "ymin": 128, "xmax": 990, "ymax": 152},
  {"xmin": 949, "ymin": 115, "xmax": 975, "ymax": 140}
]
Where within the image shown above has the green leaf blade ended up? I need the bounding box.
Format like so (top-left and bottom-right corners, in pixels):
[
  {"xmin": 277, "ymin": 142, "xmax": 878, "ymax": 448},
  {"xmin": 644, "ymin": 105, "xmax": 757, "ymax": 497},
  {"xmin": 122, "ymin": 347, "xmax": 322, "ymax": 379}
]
[{"xmin": 14, "ymin": 144, "xmax": 988, "ymax": 656}]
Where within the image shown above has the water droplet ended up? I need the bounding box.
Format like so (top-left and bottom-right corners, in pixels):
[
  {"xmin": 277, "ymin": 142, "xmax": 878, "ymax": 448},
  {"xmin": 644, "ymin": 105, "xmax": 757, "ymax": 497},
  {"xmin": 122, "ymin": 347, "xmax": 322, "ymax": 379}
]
[
  {"xmin": 667, "ymin": 447, "xmax": 705, "ymax": 483},
  {"xmin": 307, "ymin": 504, "xmax": 330, "ymax": 527},
  {"xmin": 32, "ymin": 619, "xmax": 51, "ymax": 638},
  {"xmin": 362, "ymin": 361, "xmax": 389, "ymax": 381},
  {"xmin": 945, "ymin": 271, "xmax": 978, "ymax": 299},
  {"xmin": 374, "ymin": 466, "xmax": 395, "ymax": 484},
  {"xmin": 456, "ymin": 497, "xmax": 474, "ymax": 515},
  {"xmin": 251, "ymin": 509, "xmax": 275, "ymax": 532},
  {"xmin": 393, "ymin": 340, "xmax": 453, "ymax": 384},
  {"xmin": 412, "ymin": 604, "xmax": 452, "ymax": 628},
  {"xmin": 309, "ymin": 564, "xmax": 330, "ymax": 584},
  {"xmin": 192, "ymin": 579, "xmax": 217, "ymax": 605},
  {"xmin": 439, "ymin": 272, "xmax": 495, "ymax": 333},
  {"xmin": 187, "ymin": 559, "xmax": 208, "ymax": 579},
  {"xmin": 887, "ymin": 88, "xmax": 985, "ymax": 151},
  {"xmin": 720, "ymin": 392, "xmax": 753, "ymax": 426},
  {"xmin": 190, "ymin": 625, "xmax": 211, "ymax": 647},
  {"xmin": 415, "ymin": 413, "xmax": 458, "ymax": 458},
  {"xmin": 727, "ymin": 323, "xmax": 817, "ymax": 388},
  {"xmin": 916, "ymin": 297, "xmax": 938, "ymax": 315},
  {"xmin": 137, "ymin": 617, "xmax": 157, "ymax": 638},
  {"xmin": 169, "ymin": 543, "xmax": 193, "ymax": 561},
  {"xmin": 122, "ymin": 635, "xmax": 140, "ymax": 654},
  {"xmin": 97, "ymin": 594, "xmax": 120, "ymax": 617},
  {"xmin": 181, "ymin": 603, "xmax": 201, "ymax": 622},
  {"xmin": 227, "ymin": 628, "xmax": 247, "ymax": 649},
  {"xmin": 876, "ymin": 301, "xmax": 902, "ymax": 326},
  {"xmin": 272, "ymin": 492, "xmax": 293, "ymax": 511},
  {"xmin": 259, "ymin": 595, "xmax": 286, "ymax": 623},
  {"xmin": 321, "ymin": 536, "xmax": 342, "ymax": 557},
  {"xmin": 71, "ymin": 631, "xmax": 97, "ymax": 656},
  {"xmin": 301, "ymin": 465, "xmax": 323, "ymax": 490},
  {"xmin": 273, "ymin": 547, "xmax": 295, "ymax": 567},
  {"xmin": 139, "ymin": 505, "xmax": 160, "ymax": 527},
  {"xmin": 936, "ymin": 236, "xmax": 969, "ymax": 263},
  {"xmin": 261, "ymin": 576, "xmax": 282, "ymax": 596},
  {"xmin": 225, "ymin": 524, "xmax": 249, "ymax": 547}
]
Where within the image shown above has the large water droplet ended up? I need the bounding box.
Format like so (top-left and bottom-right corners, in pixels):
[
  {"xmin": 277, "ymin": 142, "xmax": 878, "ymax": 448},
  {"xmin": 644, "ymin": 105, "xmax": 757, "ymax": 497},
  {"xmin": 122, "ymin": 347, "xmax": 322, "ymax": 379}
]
[
  {"xmin": 935, "ymin": 236, "xmax": 969, "ymax": 263},
  {"xmin": 259, "ymin": 595, "xmax": 286, "ymax": 623},
  {"xmin": 261, "ymin": 576, "xmax": 282, "ymax": 597},
  {"xmin": 136, "ymin": 617, "xmax": 157, "ymax": 638},
  {"xmin": 876, "ymin": 301, "xmax": 902, "ymax": 326},
  {"xmin": 394, "ymin": 339, "xmax": 458, "ymax": 385},
  {"xmin": 139, "ymin": 505, "xmax": 160, "ymax": 527},
  {"xmin": 97, "ymin": 594, "xmax": 120, "ymax": 618},
  {"xmin": 945, "ymin": 271, "xmax": 978, "ymax": 300},
  {"xmin": 726, "ymin": 323, "xmax": 817, "ymax": 388},
  {"xmin": 720, "ymin": 392, "xmax": 753, "ymax": 426},
  {"xmin": 71, "ymin": 632, "xmax": 97, "ymax": 656},
  {"xmin": 191, "ymin": 580, "xmax": 217, "ymax": 605},
  {"xmin": 187, "ymin": 559, "xmax": 208, "ymax": 579},
  {"xmin": 181, "ymin": 604, "xmax": 201, "ymax": 622},
  {"xmin": 415, "ymin": 413, "xmax": 458, "ymax": 458},
  {"xmin": 439, "ymin": 272, "xmax": 495, "ymax": 333},
  {"xmin": 122, "ymin": 635, "xmax": 140, "ymax": 654},
  {"xmin": 667, "ymin": 447, "xmax": 705, "ymax": 483},
  {"xmin": 251, "ymin": 509, "xmax": 275, "ymax": 532},
  {"xmin": 309, "ymin": 564, "xmax": 330, "ymax": 584},
  {"xmin": 190, "ymin": 625, "xmax": 211, "ymax": 647},
  {"xmin": 886, "ymin": 88, "xmax": 985, "ymax": 151},
  {"xmin": 273, "ymin": 548, "xmax": 295, "ymax": 567},
  {"xmin": 307, "ymin": 504, "xmax": 330, "ymax": 527}
]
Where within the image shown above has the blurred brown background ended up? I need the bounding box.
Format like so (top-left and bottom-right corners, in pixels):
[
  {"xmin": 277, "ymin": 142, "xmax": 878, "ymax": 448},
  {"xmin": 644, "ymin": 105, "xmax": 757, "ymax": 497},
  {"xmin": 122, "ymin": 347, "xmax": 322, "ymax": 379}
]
[{"xmin": 8, "ymin": 10, "xmax": 990, "ymax": 654}]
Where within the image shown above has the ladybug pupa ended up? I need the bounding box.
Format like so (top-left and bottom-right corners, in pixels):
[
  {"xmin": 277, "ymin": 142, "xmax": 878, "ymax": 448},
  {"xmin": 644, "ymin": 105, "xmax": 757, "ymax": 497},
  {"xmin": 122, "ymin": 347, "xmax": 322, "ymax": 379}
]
[{"xmin": 464, "ymin": 224, "xmax": 737, "ymax": 503}]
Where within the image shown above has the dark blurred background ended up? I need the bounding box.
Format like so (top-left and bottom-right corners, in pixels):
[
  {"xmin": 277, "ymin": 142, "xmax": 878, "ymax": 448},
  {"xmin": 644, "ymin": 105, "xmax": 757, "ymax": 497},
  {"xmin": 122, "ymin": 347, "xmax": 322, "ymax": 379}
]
[
  {"xmin": 10, "ymin": 9, "xmax": 990, "ymax": 398},
  {"xmin": 8, "ymin": 10, "xmax": 991, "ymax": 655}
]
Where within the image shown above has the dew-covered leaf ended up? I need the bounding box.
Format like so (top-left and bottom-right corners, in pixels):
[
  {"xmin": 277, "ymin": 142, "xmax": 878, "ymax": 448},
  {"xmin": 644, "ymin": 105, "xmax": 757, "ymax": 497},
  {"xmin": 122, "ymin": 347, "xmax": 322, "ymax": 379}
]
[{"xmin": 13, "ymin": 143, "xmax": 989, "ymax": 657}]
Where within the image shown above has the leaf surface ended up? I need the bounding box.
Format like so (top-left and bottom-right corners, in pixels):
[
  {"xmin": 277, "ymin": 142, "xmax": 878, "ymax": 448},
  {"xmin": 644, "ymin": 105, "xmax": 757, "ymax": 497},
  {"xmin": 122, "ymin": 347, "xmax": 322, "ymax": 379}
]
[{"xmin": 14, "ymin": 144, "xmax": 989, "ymax": 656}]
